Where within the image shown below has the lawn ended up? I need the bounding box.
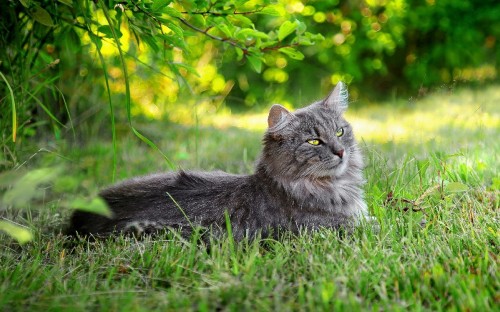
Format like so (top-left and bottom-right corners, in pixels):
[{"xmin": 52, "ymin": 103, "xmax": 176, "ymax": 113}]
[{"xmin": 1, "ymin": 85, "xmax": 499, "ymax": 311}]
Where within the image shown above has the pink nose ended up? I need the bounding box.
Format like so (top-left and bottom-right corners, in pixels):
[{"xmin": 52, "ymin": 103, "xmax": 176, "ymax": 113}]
[{"xmin": 335, "ymin": 149, "xmax": 344, "ymax": 159}]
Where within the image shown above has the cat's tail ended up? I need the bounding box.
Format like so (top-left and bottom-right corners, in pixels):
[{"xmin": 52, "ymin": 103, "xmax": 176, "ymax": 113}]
[{"xmin": 64, "ymin": 210, "xmax": 113, "ymax": 238}]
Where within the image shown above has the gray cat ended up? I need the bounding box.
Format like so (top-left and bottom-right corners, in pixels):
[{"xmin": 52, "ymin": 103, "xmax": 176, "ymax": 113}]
[{"xmin": 67, "ymin": 82, "xmax": 370, "ymax": 240}]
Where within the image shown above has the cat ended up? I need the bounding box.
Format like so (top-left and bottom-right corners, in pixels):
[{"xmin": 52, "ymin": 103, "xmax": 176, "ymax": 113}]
[{"xmin": 67, "ymin": 82, "xmax": 370, "ymax": 240}]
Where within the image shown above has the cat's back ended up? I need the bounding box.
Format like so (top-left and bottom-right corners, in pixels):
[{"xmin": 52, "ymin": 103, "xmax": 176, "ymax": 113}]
[
  {"xmin": 67, "ymin": 170, "xmax": 252, "ymax": 236},
  {"xmin": 101, "ymin": 170, "xmax": 244, "ymax": 196}
]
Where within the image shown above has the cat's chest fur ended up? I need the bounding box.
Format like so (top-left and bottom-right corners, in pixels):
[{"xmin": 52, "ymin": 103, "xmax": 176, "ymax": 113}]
[{"xmin": 256, "ymin": 165, "xmax": 368, "ymax": 231}]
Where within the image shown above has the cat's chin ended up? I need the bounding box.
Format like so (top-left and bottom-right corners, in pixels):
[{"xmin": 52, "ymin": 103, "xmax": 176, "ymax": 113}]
[
  {"xmin": 308, "ymin": 175, "xmax": 335, "ymax": 185},
  {"xmin": 333, "ymin": 160, "xmax": 349, "ymax": 178},
  {"xmin": 304, "ymin": 162, "xmax": 348, "ymax": 181}
]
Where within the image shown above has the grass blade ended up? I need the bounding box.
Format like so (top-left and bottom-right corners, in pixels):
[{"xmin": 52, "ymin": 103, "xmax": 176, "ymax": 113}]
[
  {"xmin": 94, "ymin": 40, "xmax": 117, "ymax": 183},
  {"xmin": 25, "ymin": 90, "xmax": 66, "ymax": 129},
  {"xmin": 54, "ymin": 85, "xmax": 76, "ymax": 142},
  {"xmin": 98, "ymin": 0, "xmax": 175, "ymax": 170},
  {"xmin": 224, "ymin": 210, "xmax": 239, "ymax": 275},
  {"xmin": 166, "ymin": 192, "xmax": 193, "ymax": 229},
  {"xmin": 0, "ymin": 71, "xmax": 17, "ymax": 142}
]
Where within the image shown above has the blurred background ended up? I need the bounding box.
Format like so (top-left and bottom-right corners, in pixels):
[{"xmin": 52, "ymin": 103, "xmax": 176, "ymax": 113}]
[{"xmin": 1, "ymin": 0, "xmax": 499, "ymax": 171}]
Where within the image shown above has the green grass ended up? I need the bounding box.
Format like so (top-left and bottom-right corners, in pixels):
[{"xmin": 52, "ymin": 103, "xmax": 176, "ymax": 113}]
[{"xmin": 1, "ymin": 86, "xmax": 499, "ymax": 311}]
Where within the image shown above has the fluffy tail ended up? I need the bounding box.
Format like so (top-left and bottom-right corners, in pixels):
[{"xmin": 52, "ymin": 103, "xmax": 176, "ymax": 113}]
[{"xmin": 65, "ymin": 210, "xmax": 112, "ymax": 237}]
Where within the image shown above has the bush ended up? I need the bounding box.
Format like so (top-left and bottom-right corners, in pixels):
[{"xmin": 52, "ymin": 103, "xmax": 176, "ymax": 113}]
[
  {"xmin": 1, "ymin": 0, "xmax": 498, "ymax": 166},
  {"xmin": 226, "ymin": 0, "xmax": 500, "ymax": 104}
]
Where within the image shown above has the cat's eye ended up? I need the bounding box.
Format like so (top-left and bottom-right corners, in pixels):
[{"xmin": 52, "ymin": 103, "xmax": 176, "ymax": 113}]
[
  {"xmin": 335, "ymin": 127, "xmax": 344, "ymax": 137},
  {"xmin": 307, "ymin": 139, "xmax": 321, "ymax": 146}
]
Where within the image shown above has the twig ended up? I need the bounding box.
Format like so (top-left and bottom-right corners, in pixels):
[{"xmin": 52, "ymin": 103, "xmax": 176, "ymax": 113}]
[
  {"xmin": 177, "ymin": 17, "xmax": 246, "ymax": 51},
  {"xmin": 261, "ymin": 43, "xmax": 300, "ymax": 52},
  {"xmin": 180, "ymin": 8, "xmax": 265, "ymax": 16},
  {"xmin": 129, "ymin": 0, "xmax": 165, "ymax": 37}
]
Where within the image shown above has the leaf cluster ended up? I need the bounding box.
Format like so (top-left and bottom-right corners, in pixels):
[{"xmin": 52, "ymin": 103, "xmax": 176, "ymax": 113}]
[{"xmin": 0, "ymin": 0, "xmax": 324, "ymax": 166}]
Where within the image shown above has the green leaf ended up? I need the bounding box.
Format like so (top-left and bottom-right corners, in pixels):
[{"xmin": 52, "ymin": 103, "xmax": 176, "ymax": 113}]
[
  {"xmin": 257, "ymin": 6, "xmax": 282, "ymax": 17},
  {"xmin": 152, "ymin": 0, "xmax": 172, "ymax": 12},
  {"xmin": 163, "ymin": 6, "xmax": 183, "ymax": 18},
  {"xmin": 189, "ymin": 14, "xmax": 206, "ymax": 28},
  {"xmin": 445, "ymin": 182, "xmax": 468, "ymax": 193},
  {"xmin": 279, "ymin": 47, "xmax": 304, "ymax": 60},
  {"xmin": 307, "ymin": 32, "xmax": 325, "ymax": 41},
  {"xmin": 2, "ymin": 167, "xmax": 62, "ymax": 207},
  {"xmin": 0, "ymin": 170, "xmax": 23, "ymax": 188},
  {"xmin": 294, "ymin": 32, "xmax": 325, "ymax": 46},
  {"xmin": 229, "ymin": 15, "xmax": 254, "ymax": 27},
  {"xmin": 19, "ymin": 0, "xmax": 32, "ymax": 8},
  {"xmin": 172, "ymin": 62, "xmax": 199, "ymax": 76},
  {"xmin": 296, "ymin": 20, "xmax": 307, "ymax": 35},
  {"xmin": 236, "ymin": 28, "xmax": 269, "ymax": 40},
  {"xmin": 31, "ymin": 5, "xmax": 55, "ymax": 27},
  {"xmin": 258, "ymin": 41, "xmax": 280, "ymax": 49},
  {"xmin": 57, "ymin": 0, "xmax": 73, "ymax": 7},
  {"xmin": 157, "ymin": 33, "xmax": 188, "ymax": 51},
  {"xmin": 161, "ymin": 19, "xmax": 184, "ymax": 39},
  {"xmin": 215, "ymin": 21, "xmax": 233, "ymax": 38},
  {"xmin": 247, "ymin": 54, "xmax": 262, "ymax": 73},
  {"xmin": 70, "ymin": 197, "xmax": 112, "ymax": 217},
  {"xmin": 143, "ymin": 34, "xmax": 160, "ymax": 52},
  {"xmin": 293, "ymin": 37, "xmax": 314, "ymax": 46},
  {"xmin": 278, "ymin": 21, "xmax": 297, "ymax": 41},
  {"xmin": 235, "ymin": 47, "xmax": 244, "ymax": 61},
  {"xmin": 98, "ymin": 25, "xmax": 122, "ymax": 39},
  {"xmin": 0, "ymin": 221, "xmax": 33, "ymax": 244},
  {"xmin": 194, "ymin": 0, "xmax": 208, "ymax": 10},
  {"xmin": 89, "ymin": 32, "xmax": 103, "ymax": 50}
]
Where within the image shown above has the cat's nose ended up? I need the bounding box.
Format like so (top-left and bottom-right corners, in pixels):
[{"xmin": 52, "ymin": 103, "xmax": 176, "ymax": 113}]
[{"xmin": 334, "ymin": 149, "xmax": 344, "ymax": 159}]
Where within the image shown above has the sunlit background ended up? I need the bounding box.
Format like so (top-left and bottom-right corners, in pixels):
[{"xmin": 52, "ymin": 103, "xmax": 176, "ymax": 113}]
[
  {"xmin": 65, "ymin": 0, "xmax": 499, "ymax": 128},
  {"xmin": 1, "ymin": 0, "xmax": 499, "ymax": 172}
]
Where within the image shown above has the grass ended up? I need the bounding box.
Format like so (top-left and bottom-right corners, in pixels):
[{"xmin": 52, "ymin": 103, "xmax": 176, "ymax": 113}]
[{"xmin": 1, "ymin": 86, "xmax": 499, "ymax": 311}]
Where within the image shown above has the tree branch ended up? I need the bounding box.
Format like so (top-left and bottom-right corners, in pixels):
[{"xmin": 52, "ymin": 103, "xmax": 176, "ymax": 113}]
[
  {"xmin": 180, "ymin": 8, "xmax": 264, "ymax": 16},
  {"xmin": 261, "ymin": 43, "xmax": 300, "ymax": 52},
  {"xmin": 177, "ymin": 17, "xmax": 247, "ymax": 52}
]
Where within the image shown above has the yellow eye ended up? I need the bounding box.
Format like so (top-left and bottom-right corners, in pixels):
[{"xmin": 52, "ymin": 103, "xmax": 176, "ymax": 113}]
[
  {"xmin": 307, "ymin": 139, "xmax": 321, "ymax": 146},
  {"xmin": 335, "ymin": 127, "xmax": 344, "ymax": 137}
]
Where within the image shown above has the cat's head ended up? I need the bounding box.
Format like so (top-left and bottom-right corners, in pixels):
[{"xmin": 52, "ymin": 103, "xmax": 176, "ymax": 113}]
[{"xmin": 260, "ymin": 82, "xmax": 363, "ymax": 183}]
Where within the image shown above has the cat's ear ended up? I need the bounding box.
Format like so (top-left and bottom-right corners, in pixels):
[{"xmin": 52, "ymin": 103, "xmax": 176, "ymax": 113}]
[
  {"xmin": 324, "ymin": 81, "xmax": 349, "ymax": 113},
  {"xmin": 268, "ymin": 104, "xmax": 293, "ymax": 129}
]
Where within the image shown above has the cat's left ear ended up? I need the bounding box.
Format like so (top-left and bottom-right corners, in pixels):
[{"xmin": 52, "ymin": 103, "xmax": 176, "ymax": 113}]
[
  {"xmin": 268, "ymin": 104, "xmax": 293, "ymax": 130},
  {"xmin": 324, "ymin": 81, "xmax": 349, "ymax": 113}
]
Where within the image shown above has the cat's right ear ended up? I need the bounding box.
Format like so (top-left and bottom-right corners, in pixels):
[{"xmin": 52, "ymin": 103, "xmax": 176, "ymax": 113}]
[
  {"xmin": 268, "ymin": 104, "xmax": 293, "ymax": 130},
  {"xmin": 324, "ymin": 81, "xmax": 349, "ymax": 113}
]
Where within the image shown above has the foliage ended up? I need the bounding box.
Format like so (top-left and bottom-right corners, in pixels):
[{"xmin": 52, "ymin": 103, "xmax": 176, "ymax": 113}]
[
  {"xmin": 236, "ymin": 0, "xmax": 500, "ymax": 101},
  {"xmin": 1, "ymin": 0, "xmax": 499, "ymax": 166},
  {"xmin": 0, "ymin": 0, "xmax": 323, "ymax": 167}
]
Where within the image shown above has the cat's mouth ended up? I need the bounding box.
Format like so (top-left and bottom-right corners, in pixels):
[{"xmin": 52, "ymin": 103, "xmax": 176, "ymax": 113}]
[
  {"xmin": 297, "ymin": 156, "xmax": 348, "ymax": 180},
  {"xmin": 315, "ymin": 158, "xmax": 348, "ymax": 178},
  {"xmin": 326, "ymin": 158, "xmax": 344, "ymax": 169},
  {"xmin": 309, "ymin": 166, "xmax": 339, "ymax": 179}
]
